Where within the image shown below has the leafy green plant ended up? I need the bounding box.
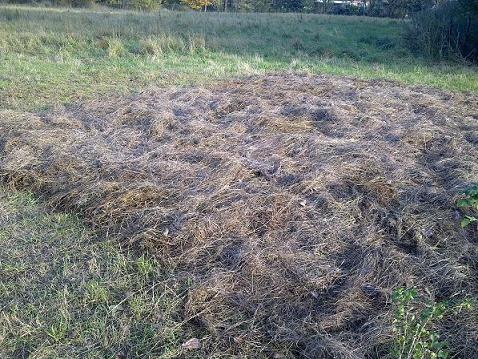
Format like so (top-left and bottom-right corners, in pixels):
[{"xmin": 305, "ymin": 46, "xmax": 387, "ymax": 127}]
[
  {"xmin": 392, "ymin": 288, "xmax": 473, "ymax": 359},
  {"xmin": 457, "ymin": 184, "xmax": 478, "ymax": 228}
]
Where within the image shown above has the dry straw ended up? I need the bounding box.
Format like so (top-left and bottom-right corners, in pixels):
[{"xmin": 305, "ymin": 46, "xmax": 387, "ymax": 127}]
[{"xmin": 1, "ymin": 74, "xmax": 477, "ymax": 358}]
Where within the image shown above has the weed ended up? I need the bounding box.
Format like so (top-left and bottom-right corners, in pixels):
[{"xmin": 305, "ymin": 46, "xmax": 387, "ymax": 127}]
[
  {"xmin": 136, "ymin": 254, "xmax": 157, "ymax": 278},
  {"xmin": 46, "ymin": 320, "xmax": 69, "ymax": 343},
  {"xmin": 392, "ymin": 288, "xmax": 474, "ymax": 359},
  {"xmin": 457, "ymin": 184, "xmax": 478, "ymax": 228},
  {"xmin": 85, "ymin": 280, "xmax": 110, "ymax": 305},
  {"xmin": 129, "ymin": 295, "xmax": 149, "ymax": 320}
]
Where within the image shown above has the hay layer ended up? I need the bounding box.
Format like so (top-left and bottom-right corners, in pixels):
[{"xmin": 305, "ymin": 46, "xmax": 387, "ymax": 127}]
[{"xmin": 1, "ymin": 74, "xmax": 478, "ymax": 358}]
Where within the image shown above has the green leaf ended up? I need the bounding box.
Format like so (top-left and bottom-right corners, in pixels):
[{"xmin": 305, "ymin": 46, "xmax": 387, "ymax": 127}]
[
  {"xmin": 437, "ymin": 349, "xmax": 448, "ymax": 358},
  {"xmin": 456, "ymin": 199, "xmax": 470, "ymax": 208},
  {"xmin": 461, "ymin": 216, "xmax": 477, "ymax": 228}
]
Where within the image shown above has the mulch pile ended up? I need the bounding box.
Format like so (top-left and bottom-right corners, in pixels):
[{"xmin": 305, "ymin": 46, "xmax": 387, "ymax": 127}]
[{"xmin": 1, "ymin": 74, "xmax": 477, "ymax": 358}]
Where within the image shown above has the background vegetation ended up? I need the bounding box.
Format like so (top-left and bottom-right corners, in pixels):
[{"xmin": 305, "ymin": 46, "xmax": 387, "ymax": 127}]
[
  {"xmin": 0, "ymin": 0, "xmax": 451, "ymax": 16},
  {"xmin": 1, "ymin": 5, "xmax": 477, "ymax": 113},
  {"xmin": 410, "ymin": 0, "xmax": 478, "ymax": 63},
  {"xmin": 3, "ymin": 0, "xmax": 476, "ymax": 64}
]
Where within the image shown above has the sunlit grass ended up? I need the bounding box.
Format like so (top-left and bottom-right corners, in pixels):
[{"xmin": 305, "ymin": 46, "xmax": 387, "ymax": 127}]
[
  {"xmin": 0, "ymin": 188, "xmax": 204, "ymax": 358},
  {"xmin": 1, "ymin": 4, "xmax": 477, "ymax": 112}
]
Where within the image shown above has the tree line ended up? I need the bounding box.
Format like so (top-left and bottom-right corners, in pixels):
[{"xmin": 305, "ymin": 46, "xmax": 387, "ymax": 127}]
[{"xmin": 0, "ymin": 0, "xmax": 456, "ymax": 16}]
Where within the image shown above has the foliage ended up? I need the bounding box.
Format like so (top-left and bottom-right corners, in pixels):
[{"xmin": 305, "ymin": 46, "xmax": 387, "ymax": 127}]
[
  {"xmin": 128, "ymin": 0, "xmax": 160, "ymax": 10},
  {"xmin": 407, "ymin": 0, "xmax": 478, "ymax": 62},
  {"xmin": 332, "ymin": 3, "xmax": 361, "ymax": 15},
  {"xmin": 365, "ymin": 0, "xmax": 434, "ymax": 18},
  {"xmin": 70, "ymin": 0, "xmax": 96, "ymax": 7},
  {"xmin": 181, "ymin": 0, "xmax": 211, "ymax": 10},
  {"xmin": 69, "ymin": 0, "xmax": 162, "ymax": 10},
  {"xmin": 392, "ymin": 288, "xmax": 474, "ymax": 359},
  {"xmin": 0, "ymin": 0, "xmax": 450, "ymax": 15},
  {"xmin": 272, "ymin": 0, "xmax": 303, "ymax": 12},
  {"xmin": 457, "ymin": 184, "xmax": 478, "ymax": 228}
]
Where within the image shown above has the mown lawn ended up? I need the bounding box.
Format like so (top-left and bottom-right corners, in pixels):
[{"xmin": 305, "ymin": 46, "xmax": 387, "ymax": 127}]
[{"xmin": 0, "ymin": 5, "xmax": 477, "ymax": 112}]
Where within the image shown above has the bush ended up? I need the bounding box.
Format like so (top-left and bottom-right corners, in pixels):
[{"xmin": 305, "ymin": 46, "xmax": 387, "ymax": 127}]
[
  {"xmin": 406, "ymin": 0, "xmax": 478, "ymax": 62},
  {"xmin": 328, "ymin": 3, "xmax": 359, "ymax": 16},
  {"xmin": 392, "ymin": 287, "xmax": 474, "ymax": 359},
  {"xmin": 71, "ymin": 0, "xmax": 95, "ymax": 7},
  {"xmin": 128, "ymin": 0, "xmax": 159, "ymax": 10}
]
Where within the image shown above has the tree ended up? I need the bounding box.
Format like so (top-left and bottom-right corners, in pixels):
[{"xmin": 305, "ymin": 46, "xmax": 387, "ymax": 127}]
[
  {"xmin": 181, "ymin": 0, "xmax": 212, "ymax": 10},
  {"xmin": 272, "ymin": 0, "xmax": 303, "ymax": 12}
]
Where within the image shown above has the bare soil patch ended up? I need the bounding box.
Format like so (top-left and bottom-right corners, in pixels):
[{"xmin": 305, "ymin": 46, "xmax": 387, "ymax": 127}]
[{"xmin": 1, "ymin": 74, "xmax": 478, "ymax": 358}]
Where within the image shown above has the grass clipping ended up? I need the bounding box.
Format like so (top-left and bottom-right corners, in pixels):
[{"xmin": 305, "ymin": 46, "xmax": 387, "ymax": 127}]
[{"xmin": 1, "ymin": 74, "xmax": 478, "ymax": 358}]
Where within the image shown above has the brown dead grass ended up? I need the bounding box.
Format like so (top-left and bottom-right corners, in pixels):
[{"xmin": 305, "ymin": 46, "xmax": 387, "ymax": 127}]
[{"xmin": 1, "ymin": 74, "xmax": 478, "ymax": 358}]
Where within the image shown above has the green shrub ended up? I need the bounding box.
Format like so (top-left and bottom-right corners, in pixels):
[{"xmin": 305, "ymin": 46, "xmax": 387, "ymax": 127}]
[
  {"xmin": 128, "ymin": 0, "xmax": 160, "ymax": 10},
  {"xmin": 71, "ymin": 0, "xmax": 96, "ymax": 7},
  {"xmin": 328, "ymin": 3, "xmax": 360, "ymax": 16},
  {"xmin": 105, "ymin": 0, "xmax": 123, "ymax": 7},
  {"xmin": 406, "ymin": 0, "xmax": 478, "ymax": 62}
]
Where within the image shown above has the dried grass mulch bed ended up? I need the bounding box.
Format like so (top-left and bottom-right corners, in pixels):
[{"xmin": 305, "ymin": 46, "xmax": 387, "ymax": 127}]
[{"xmin": 1, "ymin": 74, "xmax": 478, "ymax": 358}]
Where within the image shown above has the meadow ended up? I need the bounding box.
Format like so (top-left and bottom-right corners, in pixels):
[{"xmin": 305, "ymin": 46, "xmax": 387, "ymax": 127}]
[
  {"xmin": 1, "ymin": 5, "xmax": 478, "ymax": 112},
  {"xmin": 1, "ymin": 5, "xmax": 478, "ymax": 359}
]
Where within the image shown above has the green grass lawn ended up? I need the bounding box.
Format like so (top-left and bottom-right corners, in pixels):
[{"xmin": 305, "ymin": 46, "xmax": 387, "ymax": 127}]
[
  {"xmin": 0, "ymin": 188, "xmax": 209, "ymax": 358},
  {"xmin": 1, "ymin": 5, "xmax": 477, "ymax": 112}
]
